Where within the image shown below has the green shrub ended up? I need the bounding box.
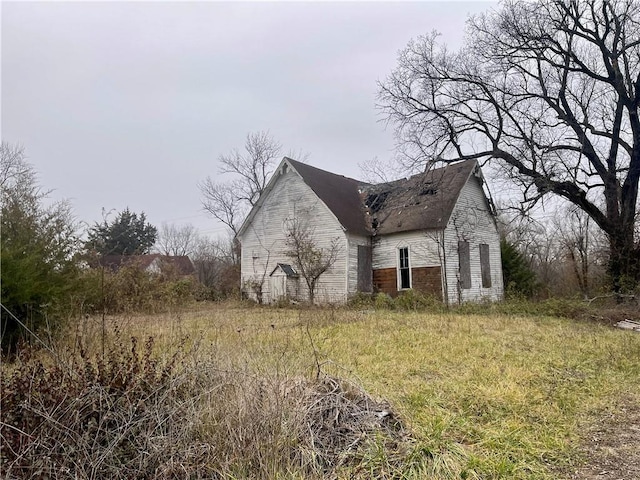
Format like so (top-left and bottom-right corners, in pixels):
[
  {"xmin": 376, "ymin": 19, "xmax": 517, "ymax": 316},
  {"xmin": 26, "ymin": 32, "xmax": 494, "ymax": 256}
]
[
  {"xmin": 347, "ymin": 292, "xmax": 375, "ymax": 309},
  {"xmin": 393, "ymin": 290, "xmax": 444, "ymax": 311},
  {"xmin": 501, "ymin": 238, "xmax": 539, "ymax": 299},
  {"xmin": 374, "ymin": 292, "xmax": 394, "ymax": 310},
  {"xmin": 1, "ymin": 143, "xmax": 81, "ymax": 352}
]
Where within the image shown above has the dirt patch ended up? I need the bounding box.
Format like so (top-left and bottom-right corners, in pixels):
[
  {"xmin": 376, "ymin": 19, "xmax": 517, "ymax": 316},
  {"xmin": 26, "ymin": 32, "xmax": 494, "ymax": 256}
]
[
  {"xmin": 567, "ymin": 396, "xmax": 640, "ymax": 480},
  {"xmin": 575, "ymin": 304, "xmax": 640, "ymax": 326}
]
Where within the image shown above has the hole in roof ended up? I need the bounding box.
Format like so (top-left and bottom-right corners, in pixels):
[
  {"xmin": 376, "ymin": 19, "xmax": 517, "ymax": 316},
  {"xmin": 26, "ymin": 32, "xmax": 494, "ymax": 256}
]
[{"xmin": 366, "ymin": 191, "xmax": 390, "ymax": 213}]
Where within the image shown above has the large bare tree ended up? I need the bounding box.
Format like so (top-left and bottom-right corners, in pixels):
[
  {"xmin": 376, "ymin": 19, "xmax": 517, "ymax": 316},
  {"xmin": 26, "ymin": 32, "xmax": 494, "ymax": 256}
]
[
  {"xmin": 200, "ymin": 131, "xmax": 308, "ymax": 237},
  {"xmin": 378, "ymin": 0, "xmax": 640, "ymax": 291}
]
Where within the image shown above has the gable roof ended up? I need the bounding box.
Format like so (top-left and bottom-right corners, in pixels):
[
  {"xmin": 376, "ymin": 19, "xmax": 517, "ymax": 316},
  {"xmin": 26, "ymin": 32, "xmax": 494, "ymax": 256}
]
[
  {"xmin": 363, "ymin": 159, "xmax": 479, "ymax": 235},
  {"xmin": 237, "ymin": 157, "xmax": 484, "ymax": 239},
  {"xmin": 270, "ymin": 263, "xmax": 298, "ymax": 277},
  {"xmin": 236, "ymin": 157, "xmax": 370, "ymax": 238},
  {"xmin": 285, "ymin": 158, "xmax": 370, "ymax": 236},
  {"xmin": 159, "ymin": 256, "xmax": 197, "ymax": 275}
]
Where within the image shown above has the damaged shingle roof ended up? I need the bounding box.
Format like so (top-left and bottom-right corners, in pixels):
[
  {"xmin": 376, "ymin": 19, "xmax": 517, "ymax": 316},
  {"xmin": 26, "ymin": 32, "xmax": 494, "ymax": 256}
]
[
  {"xmin": 363, "ymin": 159, "xmax": 478, "ymax": 234},
  {"xmin": 240, "ymin": 157, "xmax": 481, "ymax": 238},
  {"xmin": 287, "ymin": 158, "xmax": 478, "ymax": 236}
]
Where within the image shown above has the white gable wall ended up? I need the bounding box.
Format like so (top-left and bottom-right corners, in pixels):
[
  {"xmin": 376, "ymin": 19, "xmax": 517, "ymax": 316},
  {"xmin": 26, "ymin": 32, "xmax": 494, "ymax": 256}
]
[
  {"xmin": 239, "ymin": 168, "xmax": 349, "ymax": 304},
  {"xmin": 442, "ymin": 175, "xmax": 504, "ymax": 304}
]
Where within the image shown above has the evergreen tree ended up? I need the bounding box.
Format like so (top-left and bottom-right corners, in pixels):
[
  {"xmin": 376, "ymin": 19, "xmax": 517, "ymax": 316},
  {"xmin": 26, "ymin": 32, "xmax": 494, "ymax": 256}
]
[
  {"xmin": 86, "ymin": 208, "xmax": 157, "ymax": 255},
  {"xmin": 1, "ymin": 142, "xmax": 79, "ymax": 351},
  {"xmin": 501, "ymin": 238, "xmax": 538, "ymax": 298}
]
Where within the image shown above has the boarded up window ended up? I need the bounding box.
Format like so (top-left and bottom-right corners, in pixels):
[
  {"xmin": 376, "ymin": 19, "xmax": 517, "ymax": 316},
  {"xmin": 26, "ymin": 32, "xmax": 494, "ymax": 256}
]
[
  {"xmin": 411, "ymin": 266, "xmax": 443, "ymax": 299},
  {"xmin": 398, "ymin": 247, "xmax": 411, "ymax": 289},
  {"xmin": 479, "ymin": 243, "xmax": 491, "ymax": 288},
  {"xmin": 458, "ymin": 240, "xmax": 471, "ymax": 289},
  {"xmin": 357, "ymin": 245, "xmax": 373, "ymax": 292},
  {"xmin": 373, "ymin": 268, "xmax": 397, "ymax": 296}
]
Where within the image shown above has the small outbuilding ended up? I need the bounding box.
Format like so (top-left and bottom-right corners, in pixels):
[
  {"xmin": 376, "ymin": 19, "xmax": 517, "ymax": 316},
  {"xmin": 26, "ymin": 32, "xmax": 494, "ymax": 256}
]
[{"xmin": 269, "ymin": 263, "xmax": 299, "ymax": 301}]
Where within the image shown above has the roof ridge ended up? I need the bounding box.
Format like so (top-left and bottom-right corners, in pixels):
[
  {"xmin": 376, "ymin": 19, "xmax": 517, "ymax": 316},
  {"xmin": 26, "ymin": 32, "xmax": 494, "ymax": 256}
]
[{"xmin": 284, "ymin": 157, "xmax": 369, "ymax": 185}]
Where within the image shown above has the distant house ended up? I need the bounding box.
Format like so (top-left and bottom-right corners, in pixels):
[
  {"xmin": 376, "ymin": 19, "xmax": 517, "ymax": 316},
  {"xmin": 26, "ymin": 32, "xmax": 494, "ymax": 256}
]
[
  {"xmin": 98, "ymin": 254, "xmax": 196, "ymax": 278},
  {"xmin": 236, "ymin": 157, "xmax": 503, "ymax": 304}
]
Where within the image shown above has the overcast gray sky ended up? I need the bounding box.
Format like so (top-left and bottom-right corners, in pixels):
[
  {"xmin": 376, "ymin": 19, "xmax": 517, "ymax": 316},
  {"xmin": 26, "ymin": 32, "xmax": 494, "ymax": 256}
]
[{"xmin": 2, "ymin": 0, "xmax": 496, "ymax": 239}]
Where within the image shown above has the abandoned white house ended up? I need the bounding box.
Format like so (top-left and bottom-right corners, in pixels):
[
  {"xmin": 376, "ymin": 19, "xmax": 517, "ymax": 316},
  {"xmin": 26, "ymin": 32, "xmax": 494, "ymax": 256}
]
[{"xmin": 236, "ymin": 157, "xmax": 504, "ymax": 304}]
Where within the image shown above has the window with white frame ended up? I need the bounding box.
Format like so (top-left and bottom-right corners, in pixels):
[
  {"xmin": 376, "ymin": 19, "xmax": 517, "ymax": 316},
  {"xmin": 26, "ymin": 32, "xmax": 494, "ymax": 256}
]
[{"xmin": 398, "ymin": 247, "xmax": 411, "ymax": 289}]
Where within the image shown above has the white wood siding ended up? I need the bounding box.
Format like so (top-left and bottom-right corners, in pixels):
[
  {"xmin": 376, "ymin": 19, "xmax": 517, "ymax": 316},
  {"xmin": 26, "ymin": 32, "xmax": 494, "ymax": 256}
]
[
  {"xmin": 372, "ymin": 231, "xmax": 442, "ymax": 270},
  {"xmin": 239, "ymin": 167, "xmax": 349, "ymax": 304},
  {"xmin": 442, "ymin": 175, "xmax": 504, "ymax": 304},
  {"xmin": 371, "ymin": 231, "xmax": 444, "ymax": 295}
]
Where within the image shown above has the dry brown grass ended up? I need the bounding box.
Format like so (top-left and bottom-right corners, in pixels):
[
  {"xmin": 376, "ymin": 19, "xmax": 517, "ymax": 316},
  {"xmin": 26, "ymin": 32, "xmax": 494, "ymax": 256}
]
[
  {"xmin": 1, "ymin": 305, "xmax": 415, "ymax": 479},
  {"xmin": 3, "ymin": 301, "xmax": 640, "ymax": 479}
]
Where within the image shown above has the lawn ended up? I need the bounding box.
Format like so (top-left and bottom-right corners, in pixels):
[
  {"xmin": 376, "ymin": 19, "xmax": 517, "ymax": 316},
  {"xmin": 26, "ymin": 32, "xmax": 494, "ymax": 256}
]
[{"xmin": 5, "ymin": 303, "xmax": 640, "ymax": 479}]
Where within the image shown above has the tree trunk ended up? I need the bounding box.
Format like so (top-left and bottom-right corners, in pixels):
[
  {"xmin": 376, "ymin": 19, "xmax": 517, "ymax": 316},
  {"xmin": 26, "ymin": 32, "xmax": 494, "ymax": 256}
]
[
  {"xmin": 608, "ymin": 231, "xmax": 639, "ymax": 294},
  {"xmin": 308, "ymin": 280, "xmax": 316, "ymax": 304}
]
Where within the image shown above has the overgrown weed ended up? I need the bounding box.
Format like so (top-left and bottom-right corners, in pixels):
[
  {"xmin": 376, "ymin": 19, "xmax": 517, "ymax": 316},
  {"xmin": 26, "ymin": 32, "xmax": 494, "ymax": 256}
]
[
  {"xmin": 4, "ymin": 301, "xmax": 639, "ymax": 479},
  {"xmin": 1, "ymin": 309, "xmax": 416, "ymax": 479},
  {"xmin": 348, "ymin": 291, "xmax": 639, "ymax": 324}
]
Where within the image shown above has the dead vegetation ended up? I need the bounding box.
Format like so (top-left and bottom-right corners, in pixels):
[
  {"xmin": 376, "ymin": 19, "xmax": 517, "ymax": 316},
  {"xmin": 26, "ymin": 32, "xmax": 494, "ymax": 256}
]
[
  {"xmin": 0, "ymin": 328, "xmax": 414, "ymax": 479},
  {"xmin": 3, "ymin": 302, "xmax": 640, "ymax": 479}
]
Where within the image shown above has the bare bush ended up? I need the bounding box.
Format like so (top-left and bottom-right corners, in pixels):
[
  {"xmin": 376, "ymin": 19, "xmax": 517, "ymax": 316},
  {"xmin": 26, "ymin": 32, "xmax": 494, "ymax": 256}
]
[
  {"xmin": 1, "ymin": 328, "xmax": 413, "ymax": 479},
  {"xmin": 285, "ymin": 218, "xmax": 341, "ymax": 304},
  {"xmin": 76, "ymin": 264, "xmax": 198, "ymax": 315}
]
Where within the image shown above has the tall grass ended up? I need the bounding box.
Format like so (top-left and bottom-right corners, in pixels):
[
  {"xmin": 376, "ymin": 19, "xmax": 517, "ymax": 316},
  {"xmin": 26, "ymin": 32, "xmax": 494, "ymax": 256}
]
[
  {"xmin": 1, "ymin": 306, "xmax": 415, "ymax": 479},
  {"xmin": 3, "ymin": 302, "xmax": 639, "ymax": 479},
  {"xmin": 313, "ymin": 309, "xmax": 640, "ymax": 479}
]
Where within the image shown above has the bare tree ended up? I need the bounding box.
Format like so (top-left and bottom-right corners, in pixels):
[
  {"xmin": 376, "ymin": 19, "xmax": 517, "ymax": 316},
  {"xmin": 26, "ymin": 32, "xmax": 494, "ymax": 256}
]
[
  {"xmin": 200, "ymin": 131, "xmax": 283, "ymax": 236},
  {"xmin": 378, "ymin": 0, "xmax": 640, "ymax": 292},
  {"xmin": 0, "ymin": 142, "xmax": 32, "ymax": 190},
  {"xmin": 498, "ymin": 205, "xmax": 610, "ymax": 297},
  {"xmin": 555, "ymin": 205, "xmax": 608, "ymax": 298},
  {"xmin": 284, "ymin": 218, "xmax": 341, "ymax": 304},
  {"xmin": 191, "ymin": 235, "xmax": 239, "ymax": 298},
  {"xmin": 200, "ymin": 131, "xmax": 309, "ymax": 237},
  {"xmin": 358, "ymin": 156, "xmax": 407, "ymax": 184},
  {"xmin": 155, "ymin": 223, "xmax": 199, "ymax": 257}
]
